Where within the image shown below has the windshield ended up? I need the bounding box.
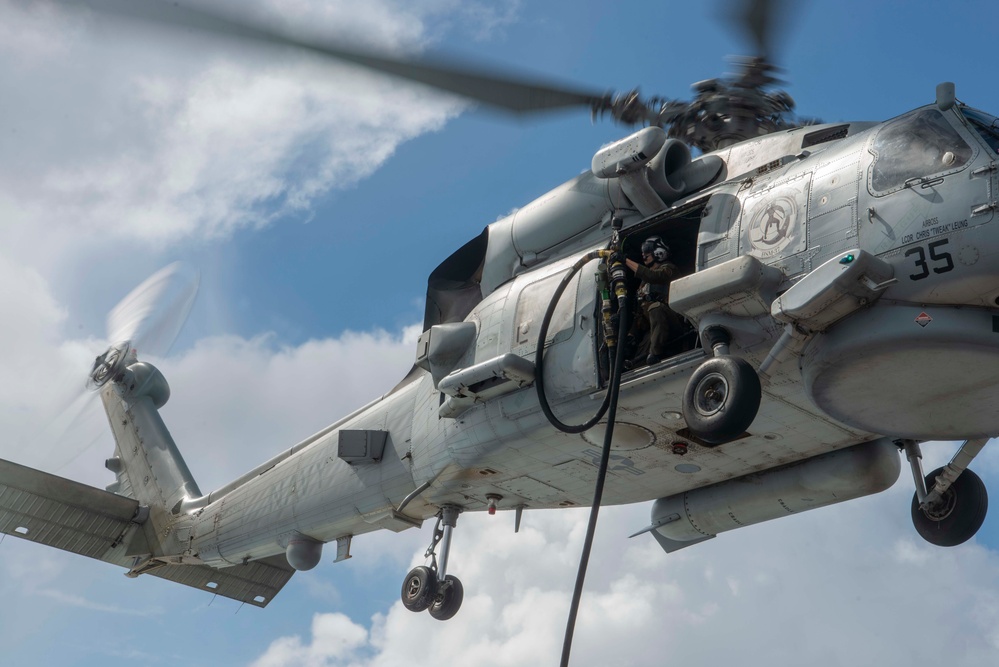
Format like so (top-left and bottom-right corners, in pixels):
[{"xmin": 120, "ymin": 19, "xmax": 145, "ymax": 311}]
[
  {"xmin": 870, "ymin": 108, "xmax": 973, "ymax": 192},
  {"xmin": 961, "ymin": 107, "xmax": 999, "ymax": 154}
]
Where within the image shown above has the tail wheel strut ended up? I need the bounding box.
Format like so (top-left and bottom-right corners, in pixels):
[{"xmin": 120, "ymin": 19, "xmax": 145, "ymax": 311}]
[
  {"xmin": 400, "ymin": 505, "xmax": 464, "ymax": 620},
  {"xmin": 901, "ymin": 439, "xmax": 990, "ymax": 547}
]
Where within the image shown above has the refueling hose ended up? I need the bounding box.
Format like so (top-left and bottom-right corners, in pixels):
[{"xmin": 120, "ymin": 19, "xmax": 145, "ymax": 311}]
[
  {"xmin": 532, "ymin": 247, "xmax": 631, "ymax": 667},
  {"xmin": 534, "ymin": 249, "xmax": 625, "ymax": 433}
]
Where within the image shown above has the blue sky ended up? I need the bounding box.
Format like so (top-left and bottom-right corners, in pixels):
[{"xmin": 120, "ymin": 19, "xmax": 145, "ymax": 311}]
[{"xmin": 2, "ymin": 1, "xmax": 999, "ymax": 665}]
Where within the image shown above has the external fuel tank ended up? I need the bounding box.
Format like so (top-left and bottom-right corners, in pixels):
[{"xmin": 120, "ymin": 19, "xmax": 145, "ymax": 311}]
[{"xmin": 647, "ymin": 438, "xmax": 901, "ymax": 552}]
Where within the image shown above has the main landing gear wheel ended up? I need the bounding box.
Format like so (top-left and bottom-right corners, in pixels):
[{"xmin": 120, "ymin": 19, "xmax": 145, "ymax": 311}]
[
  {"xmin": 428, "ymin": 575, "xmax": 464, "ymax": 621},
  {"xmin": 911, "ymin": 467, "xmax": 989, "ymax": 547},
  {"xmin": 401, "ymin": 565, "xmax": 437, "ymax": 612},
  {"xmin": 682, "ymin": 355, "xmax": 761, "ymax": 444},
  {"xmin": 400, "ymin": 505, "xmax": 465, "ymax": 619}
]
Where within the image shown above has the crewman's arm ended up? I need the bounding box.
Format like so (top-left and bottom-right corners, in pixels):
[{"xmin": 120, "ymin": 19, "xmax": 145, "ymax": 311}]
[{"xmin": 632, "ymin": 262, "xmax": 678, "ymax": 284}]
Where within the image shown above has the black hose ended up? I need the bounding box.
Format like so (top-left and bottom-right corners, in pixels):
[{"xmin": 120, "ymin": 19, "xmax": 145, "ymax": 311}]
[
  {"xmin": 534, "ymin": 251, "xmax": 613, "ymax": 434},
  {"xmin": 558, "ymin": 298, "xmax": 629, "ymax": 667},
  {"xmin": 530, "ymin": 248, "xmax": 631, "ymax": 666}
]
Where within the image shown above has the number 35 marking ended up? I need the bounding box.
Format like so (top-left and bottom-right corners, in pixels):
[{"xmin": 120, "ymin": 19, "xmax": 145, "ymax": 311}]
[{"xmin": 904, "ymin": 238, "xmax": 954, "ymax": 280}]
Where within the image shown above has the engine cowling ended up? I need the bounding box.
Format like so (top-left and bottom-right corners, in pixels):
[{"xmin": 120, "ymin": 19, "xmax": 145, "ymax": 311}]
[{"xmin": 479, "ymin": 130, "xmax": 724, "ymax": 295}]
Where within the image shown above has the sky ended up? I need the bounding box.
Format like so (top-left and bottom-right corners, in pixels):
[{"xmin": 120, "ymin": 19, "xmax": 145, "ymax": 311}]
[{"xmin": 2, "ymin": 0, "xmax": 999, "ymax": 665}]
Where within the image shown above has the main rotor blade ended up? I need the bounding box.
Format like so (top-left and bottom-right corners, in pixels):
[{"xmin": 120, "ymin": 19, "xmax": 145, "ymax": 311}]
[
  {"xmin": 725, "ymin": 0, "xmax": 796, "ymax": 61},
  {"xmin": 292, "ymin": 44, "xmax": 609, "ymax": 115},
  {"xmin": 71, "ymin": 0, "xmax": 611, "ymax": 116}
]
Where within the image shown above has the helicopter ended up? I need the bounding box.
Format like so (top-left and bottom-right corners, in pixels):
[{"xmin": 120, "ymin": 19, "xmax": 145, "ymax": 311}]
[{"xmin": 2, "ymin": 0, "xmax": 999, "ymax": 661}]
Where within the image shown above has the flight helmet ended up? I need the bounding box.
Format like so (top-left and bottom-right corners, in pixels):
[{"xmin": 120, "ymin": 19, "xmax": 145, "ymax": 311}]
[{"xmin": 640, "ymin": 236, "xmax": 670, "ymax": 263}]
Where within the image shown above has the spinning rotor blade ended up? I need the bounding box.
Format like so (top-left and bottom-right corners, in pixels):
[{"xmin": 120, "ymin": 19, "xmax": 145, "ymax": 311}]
[
  {"xmin": 31, "ymin": 263, "xmax": 199, "ymax": 471},
  {"xmin": 740, "ymin": 0, "xmax": 777, "ymax": 59},
  {"xmin": 106, "ymin": 261, "xmax": 200, "ymax": 358},
  {"xmin": 726, "ymin": 0, "xmax": 795, "ymax": 61},
  {"xmin": 670, "ymin": 0, "xmax": 805, "ymax": 152},
  {"xmin": 71, "ymin": 0, "xmax": 615, "ymax": 118},
  {"xmin": 290, "ymin": 46, "xmax": 608, "ymax": 116}
]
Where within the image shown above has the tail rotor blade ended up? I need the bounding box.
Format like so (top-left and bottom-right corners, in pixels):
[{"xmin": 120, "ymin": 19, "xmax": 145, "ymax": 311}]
[
  {"xmin": 106, "ymin": 262, "xmax": 199, "ymax": 358},
  {"xmin": 31, "ymin": 389, "xmax": 108, "ymax": 473},
  {"xmin": 35, "ymin": 262, "xmax": 200, "ymax": 472}
]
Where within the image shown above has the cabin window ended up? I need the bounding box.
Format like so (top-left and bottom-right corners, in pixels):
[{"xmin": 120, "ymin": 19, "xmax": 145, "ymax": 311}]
[
  {"xmin": 962, "ymin": 108, "xmax": 999, "ymax": 154},
  {"xmin": 870, "ymin": 108, "xmax": 972, "ymax": 193}
]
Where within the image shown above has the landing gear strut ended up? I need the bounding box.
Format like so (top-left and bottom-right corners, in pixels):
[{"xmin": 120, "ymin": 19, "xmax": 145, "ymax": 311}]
[
  {"xmin": 900, "ymin": 439, "xmax": 989, "ymax": 547},
  {"xmin": 400, "ymin": 505, "xmax": 464, "ymax": 621}
]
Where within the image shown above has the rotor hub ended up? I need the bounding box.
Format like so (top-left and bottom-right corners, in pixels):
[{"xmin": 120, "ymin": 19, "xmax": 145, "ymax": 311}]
[{"xmin": 87, "ymin": 341, "xmax": 134, "ymax": 390}]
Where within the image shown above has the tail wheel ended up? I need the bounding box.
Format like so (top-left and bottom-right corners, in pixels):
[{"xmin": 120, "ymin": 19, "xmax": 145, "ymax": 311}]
[
  {"xmin": 400, "ymin": 566, "xmax": 437, "ymax": 612},
  {"xmin": 911, "ymin": 467, "xmax": 988, "ymax": 547},
  {"xmin": 682, "ymin": 355, "xmax": 761, "ymax": 444},
  {"xmin": 428, "ymin": 575, "xmax": 464, "ymax": 621}
]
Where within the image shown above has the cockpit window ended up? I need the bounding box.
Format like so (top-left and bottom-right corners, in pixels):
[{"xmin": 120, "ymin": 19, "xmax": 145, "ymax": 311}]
[
  {"xmin": 961, "ymin": 108, "xmax": 999, "ymax": 154},
  {"xmin": 870, "ymin": 108, "xmax": 973, "ymax": 193}
]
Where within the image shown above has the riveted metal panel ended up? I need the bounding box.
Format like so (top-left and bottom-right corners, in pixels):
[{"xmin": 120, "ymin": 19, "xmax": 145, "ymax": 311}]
[
  {"xmin": 0, "ymin": 459, "xmax": 139, "ymax": 563},
  {"xmin": 146, "ymin": 554, "xmax": 295, "ymax": 608}
]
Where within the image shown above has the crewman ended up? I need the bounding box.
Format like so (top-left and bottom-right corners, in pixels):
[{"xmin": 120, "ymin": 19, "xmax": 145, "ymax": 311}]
[{"xmin": 624, "ymin": 236, "xmax": 682, "ymax": 365}]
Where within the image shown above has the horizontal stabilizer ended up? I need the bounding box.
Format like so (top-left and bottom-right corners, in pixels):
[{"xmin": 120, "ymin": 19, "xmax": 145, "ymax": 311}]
[
  {"xmin": 1, "ymin": 458, "xmax": 296, "ymax": 607},
  {"xmin": 0, "ymin": 458, "xmax": 145, "ymax": 565},
  {"xmin": 145, "ymin": 555, "xmax": 295, "ymax": 608}
]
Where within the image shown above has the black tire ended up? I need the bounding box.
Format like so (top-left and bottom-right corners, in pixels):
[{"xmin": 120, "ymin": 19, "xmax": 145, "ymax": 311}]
[
  {"xmin": 911, "ymin": 467, "xmax": 988, "ymax": 547},
  {"xmin": 682, "ymin": 355, "xmax": 761, "ymax": 444},
  {"xmin": 428, "ymin": 575, "xmax": 464, "ymax": 621},
  {"xmin": 401, "ymin": 566, "xmax": 437, "ymax": 612}
]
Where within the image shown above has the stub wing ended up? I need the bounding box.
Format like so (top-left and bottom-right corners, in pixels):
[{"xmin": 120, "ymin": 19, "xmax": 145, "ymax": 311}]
[{"xmin": 0, "ymin": 458, "xmax": 295, "ymax": 608}]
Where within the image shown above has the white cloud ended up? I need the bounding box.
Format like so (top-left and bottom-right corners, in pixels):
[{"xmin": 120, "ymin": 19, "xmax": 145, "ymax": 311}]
[
  {"xmin": 0, "ymin": 0, "xmax": 528, "ymax": 270},
  {"xmin": 38, "ymin": 588, "xmax": 162, "ymax": 616},
  {"xmin": 251, "ymin": 612, "xmax": 368, "ymax": 667},
  {"xmin": 251, "ymin": 496, "xmax": 999, "ymax": 667},
  {"xmin": 0, "ymin": 256, "xmax": 67, "ymax": 401},
  {"xmin": 0, "ymin": 0, "xmax": 517, "ymax": 478},
  {"xmin": 1, "ymin": 3, "xmax": 998, "ymax": 667},
  {"xmin": 32, "ymin": 57, "xmax": 460, "ymax": 243},
  {"xmin": 0, "ymin": 254, "xmax": 105, "ymax": 469},
  {"xmin": 1, "ymin": 256, "xmax": 997, "ymax": 666},
  {"xmin": 158, "ymin": 326, "xmax": 422, "ymax": 492},
  {"xmin": 3, "ymin": 264, "xmax": 999, "ymax": 667}
]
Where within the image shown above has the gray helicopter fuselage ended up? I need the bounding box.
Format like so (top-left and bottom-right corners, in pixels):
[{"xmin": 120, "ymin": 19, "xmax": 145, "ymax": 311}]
[
  {"xmin": 8, "ymin": 3, "xmax": 997, "ymax": 614},
  {"xmin": 168, "ymin": 99, "xmax": 999, "ymax": 570}
]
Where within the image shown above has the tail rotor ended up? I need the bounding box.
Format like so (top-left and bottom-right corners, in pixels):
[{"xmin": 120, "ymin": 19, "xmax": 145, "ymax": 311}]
[
  {"xmin": 41, "ymin": 262, "xmax": 199, "ymax": 473},
  {"xmin": 103, "ymin": 262, "xmax": 200, "ymax": 364}
]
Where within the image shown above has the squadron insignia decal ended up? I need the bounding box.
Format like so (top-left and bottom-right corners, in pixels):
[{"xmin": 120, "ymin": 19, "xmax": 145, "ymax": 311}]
[
  {"xmin": 740, "ymin": 176, "xmax": 810, "ymax": 260},
  {"xmin": 748, "ymin": 195, "xmax": 798, "ymax": 256}
]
